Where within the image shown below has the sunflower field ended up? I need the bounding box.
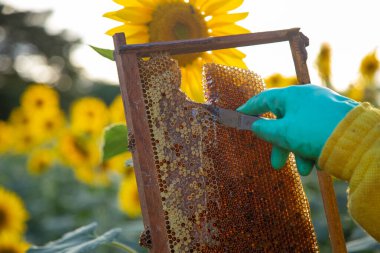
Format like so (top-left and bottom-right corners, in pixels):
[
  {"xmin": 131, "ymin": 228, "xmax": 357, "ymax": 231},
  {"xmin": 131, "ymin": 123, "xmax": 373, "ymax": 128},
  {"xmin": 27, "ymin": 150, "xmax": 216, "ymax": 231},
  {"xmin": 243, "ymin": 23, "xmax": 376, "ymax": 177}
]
[{"xmin": 0, "ymin": 0, "xmax": 380, "ymax": 252}]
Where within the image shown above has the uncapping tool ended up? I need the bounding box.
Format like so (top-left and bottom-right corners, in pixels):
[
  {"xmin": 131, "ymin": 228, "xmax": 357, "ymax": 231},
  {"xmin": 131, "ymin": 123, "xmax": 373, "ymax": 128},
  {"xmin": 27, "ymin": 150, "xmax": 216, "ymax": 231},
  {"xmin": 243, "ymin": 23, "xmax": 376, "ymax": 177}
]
[{"xmin": 201, "ymin": 104, "xmax": 261, "ymax": 131}]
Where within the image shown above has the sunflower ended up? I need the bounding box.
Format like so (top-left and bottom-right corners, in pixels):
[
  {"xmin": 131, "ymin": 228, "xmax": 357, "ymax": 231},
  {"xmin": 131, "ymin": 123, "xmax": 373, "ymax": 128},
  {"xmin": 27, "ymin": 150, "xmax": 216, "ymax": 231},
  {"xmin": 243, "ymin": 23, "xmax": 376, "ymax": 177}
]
[
  {"xmin": 0, "ymin": 233, "xmax": 29, "ymax": 253},
  {"xmin": 118, "ymin": 173, "xmax": 141, "ymax": 218},
  {"xmin": 74, "ymin": 166, "xmax": 110, "ymax": 187},
  {"xmin": 102, "ymin": 151, "xmax": 133, "ymax": 175},
  {"xmin": 27, "ymin": 148, "xmax": 55, "ymax": 175},
  {"xmin": 20, "ymin": 84, "xmax": 59, "ymax": 115},
  {"xmin": 104, "ymin": 0, "xmax": 250, "ymax": 102},
  {"xmin": 344, "ymin": 82, "xmax": 366, "ymax": 102},
  {"xmin": 70, "ymin": 97, "xmax": 109, "ymax": 136},
  {"xmin": 12, "ymin": 129, "xmax": 39, "ymax": 154},
  {"xmin": 109, "ymin": 95, "xmax": 126, "ymax": 124},
  {"xmin": 8, "ymin": 107, "xmax": 64, "ymax": 152},
  {"xmin": 315, "ymin": 43, "xmax": 331, "ymax": 86},
  {"xmin": 0, "ymin": 121, "xmax": 13, "ymax": 153},
  {"xmin": 359, "ymin": 50, "xmax": 379, "ymax": 80},
  {"xmin": 30, "ymin": 109, "xmax": 66, "ymax": 142},
  {"xmin": 58, "ymin": 131, "xmax": 100, "ymax": 169},
  {"xmin": 264, "ymin": 73, "xmax": 298, "ymax": 88},
  {"xmin": 0, "ymin": 187, "xmax": 28, "ymax": 235}
]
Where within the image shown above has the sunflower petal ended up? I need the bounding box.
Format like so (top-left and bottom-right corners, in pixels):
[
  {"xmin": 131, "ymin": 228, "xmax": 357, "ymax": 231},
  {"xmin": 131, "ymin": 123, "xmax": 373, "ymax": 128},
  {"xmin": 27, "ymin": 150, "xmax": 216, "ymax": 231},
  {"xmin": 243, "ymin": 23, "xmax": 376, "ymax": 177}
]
[
  {"xmin": 207, "ymin": 12, "xmax": 248, "ymax": 28},
  {"xmin": 113, "ymin": 0, "xmax": 143, "ymax": 7},
  {"xmin": 210, "ymin": 24, "xmax": 250, "ymax": 36},
  {"xmin": 189, "ymin": 0, "xmax": 208, "ymax": 10},
  {"xmin": 221, "ymin": 48, "xmax": 246, "ymax": 59},
  {"xmin": 126, "ymin": 32, "xmax": 150, "ymax": 44},
  {"xmin": 136, "ymin": 0, "xmax": 156, "ymax": 8},
  {"xmin": 105, "ymin": 24, "xmax": 148, "ymax": 37},
  {"xmin": 201, "ymin": 52, "xmax": 214, "ymax": 63},
  {"xmin": 109, "ymin": 7, "xmax": 153, "ymax": 24},
  {"xmin": 211, "ymin": 50, "xmax": 247, "ymax": 69},
  {"xmin": 192, "ymin": 60, "xmax": 206, "ymax": 102},
  {"xmin": 202, "ymin": 0, "xmax": 244, "ymax": 15},
  {"xmin": 180, "ymin": 67, "xmax": 193, "ymax": 99},
  {"xmin": 182, "ymin": 63, "xmax": 205, "ymax": 102},
  {"xmin": 103, "ymin": 10, "xmax": 125, "ymax": 22}
]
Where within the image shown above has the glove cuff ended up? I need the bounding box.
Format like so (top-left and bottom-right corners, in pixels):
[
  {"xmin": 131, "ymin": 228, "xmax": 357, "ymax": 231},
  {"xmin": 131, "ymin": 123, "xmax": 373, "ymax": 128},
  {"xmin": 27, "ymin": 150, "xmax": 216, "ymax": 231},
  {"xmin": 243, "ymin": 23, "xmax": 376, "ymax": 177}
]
[{"xmin": 318, "ymin": 102, "xmax": 380, "ymax": 181}]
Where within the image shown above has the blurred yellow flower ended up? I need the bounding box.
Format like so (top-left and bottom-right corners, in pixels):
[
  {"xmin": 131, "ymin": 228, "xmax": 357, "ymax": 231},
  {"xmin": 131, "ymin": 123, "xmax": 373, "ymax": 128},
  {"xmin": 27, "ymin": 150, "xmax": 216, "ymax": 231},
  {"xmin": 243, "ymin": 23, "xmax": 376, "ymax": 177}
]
[
  {"xmin": 264, "ymin": 73, "xmax": 298, "ymax": 88},
  {"xmin": 27, "ymin": 148, "xmax": 55, "ymax": 175},
  {"xmin": 104, "ymin": 0, "xmax": 249, "ymax": 102},
  {"xmin": 71, "ymin": 97, "xmax": 109, "ymax": 136},
  {"xmin": 344, "ymin": 82, "xmax": 366, "ymax": 102},
  {"xmin": 0, "ymin": 121, "xmax": 13, "ymax": 153},
  {"xmin": 118, "ymin": 173, "xmax": 141, "ymax": 218},
  {"xmin": 102, "ymin": 151, "xmax": 133, "ymax": 175},
  {"xmin": 8, "ymin": 106, "xmax": 65, "ymax": 152},
  {"xmin": 9, "ymin": 107, "xmax": 32, "ymax": 129},
  {"xmin": 109, "ymin": 95, "xmax": 125, "ymax": 124},
  {"xmin": 359, "ymin": 50, "xmax": 379, "ymax": 80},
  {"xmin": 344, "ymin": 50, "xmax": 379, "ymax": 104},
  {"xmin": 58, "ymin": 131, "xmax": 100, "ymax": 169},
  {"xmin": 315, "ymin": 43, "xmax": 331, "ymax": 86},
  {"xmin": 12, "ymin": 130, "xmax": 39, "ymax": 154},
  {"xmin": 74, "ymin": 166, "xmax": 110, "ymax": 187},
  {"xmin": 0, "ymin": 233, "xmax": 29, "ymax": 253},
  {"xmin": 0, "ymin": 187, "xmax": 28, "ymax": 235},
  {"xmin": 30, "ymin": 109, "xmax": 66, "ymax": 142},
  {"xmin": 20, "ymin": 84, "xmax": 59, "ymax": 114}
]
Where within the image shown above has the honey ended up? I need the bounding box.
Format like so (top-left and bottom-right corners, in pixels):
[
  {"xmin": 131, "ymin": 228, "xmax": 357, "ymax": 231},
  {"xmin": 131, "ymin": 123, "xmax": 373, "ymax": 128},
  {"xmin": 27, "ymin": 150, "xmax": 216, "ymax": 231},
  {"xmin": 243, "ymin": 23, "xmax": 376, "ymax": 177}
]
[{"xmin": 137, "ymin": 54, "xmax": 318, "ymax": 252}]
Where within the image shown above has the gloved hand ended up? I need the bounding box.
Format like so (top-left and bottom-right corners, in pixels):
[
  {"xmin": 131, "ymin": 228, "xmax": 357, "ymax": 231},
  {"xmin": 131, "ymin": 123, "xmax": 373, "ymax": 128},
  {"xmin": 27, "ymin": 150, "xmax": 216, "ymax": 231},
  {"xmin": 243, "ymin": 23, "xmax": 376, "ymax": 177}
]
[{"xmin": 237, "ymin": 84, "xmax": 359, "ymax": 176}]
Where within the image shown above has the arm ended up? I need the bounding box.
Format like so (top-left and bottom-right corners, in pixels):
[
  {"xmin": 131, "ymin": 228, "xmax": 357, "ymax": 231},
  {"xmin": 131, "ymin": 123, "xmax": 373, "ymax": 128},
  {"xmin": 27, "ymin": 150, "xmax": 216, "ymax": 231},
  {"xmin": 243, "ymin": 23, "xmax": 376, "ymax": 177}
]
[
  {"xmin": 319, "ymin": 102, "xmax": 380, "ymax": 241},
  {"xmin": 237, "ymin": 84, "xmax": 380, "ymax": 241}
]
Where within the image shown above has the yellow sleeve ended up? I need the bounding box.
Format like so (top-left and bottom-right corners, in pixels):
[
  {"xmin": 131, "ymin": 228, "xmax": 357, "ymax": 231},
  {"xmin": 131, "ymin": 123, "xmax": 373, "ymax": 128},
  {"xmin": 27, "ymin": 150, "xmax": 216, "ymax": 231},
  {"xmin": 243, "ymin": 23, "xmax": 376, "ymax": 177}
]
[{"xmin": 318, "ymin": 102, "xmax": 380, "ymax": 241}]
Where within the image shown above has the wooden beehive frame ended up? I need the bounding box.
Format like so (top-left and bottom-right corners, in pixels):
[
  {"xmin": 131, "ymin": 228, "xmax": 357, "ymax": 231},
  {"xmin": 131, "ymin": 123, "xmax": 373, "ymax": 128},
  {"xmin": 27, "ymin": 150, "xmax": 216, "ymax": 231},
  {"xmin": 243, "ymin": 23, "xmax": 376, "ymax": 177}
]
[{"xmin": 113, "ymin": 28, "xmax": 347, "ymax": 253}]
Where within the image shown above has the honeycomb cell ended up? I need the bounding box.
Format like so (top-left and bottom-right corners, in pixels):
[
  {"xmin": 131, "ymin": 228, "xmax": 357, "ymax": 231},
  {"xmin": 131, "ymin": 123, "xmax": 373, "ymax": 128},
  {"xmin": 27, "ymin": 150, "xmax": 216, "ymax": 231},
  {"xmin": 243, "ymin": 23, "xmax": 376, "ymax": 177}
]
[{"xmin": 136, "ymin": 54, "xmax": 318, "ymax": 252}]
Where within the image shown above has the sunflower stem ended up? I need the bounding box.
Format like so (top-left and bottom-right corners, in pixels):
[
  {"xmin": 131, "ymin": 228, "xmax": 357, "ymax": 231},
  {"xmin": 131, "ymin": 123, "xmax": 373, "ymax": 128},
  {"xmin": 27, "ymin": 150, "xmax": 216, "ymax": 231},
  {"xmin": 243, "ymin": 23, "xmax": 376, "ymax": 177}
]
[{"xmin": 109, "ymin": 241, "xmax": 138, "ymax": 253}]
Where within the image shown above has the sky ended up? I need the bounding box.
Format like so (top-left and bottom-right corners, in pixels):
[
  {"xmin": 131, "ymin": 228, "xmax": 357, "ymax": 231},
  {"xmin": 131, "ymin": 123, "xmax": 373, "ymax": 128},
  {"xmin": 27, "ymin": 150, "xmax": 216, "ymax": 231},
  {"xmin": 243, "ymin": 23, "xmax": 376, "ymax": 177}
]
[{"xmin": 3, "ymin": 0, "xmax": 380, "ymax": 91}]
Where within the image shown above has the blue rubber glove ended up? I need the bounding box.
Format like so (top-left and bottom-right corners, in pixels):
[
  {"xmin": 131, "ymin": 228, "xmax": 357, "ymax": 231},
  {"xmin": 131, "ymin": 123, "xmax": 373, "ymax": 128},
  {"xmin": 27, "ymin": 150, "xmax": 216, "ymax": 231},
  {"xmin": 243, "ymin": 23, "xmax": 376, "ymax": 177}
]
[{"xmin": 237, "ymin": 84, "xmax": 359, "ymax": 176}]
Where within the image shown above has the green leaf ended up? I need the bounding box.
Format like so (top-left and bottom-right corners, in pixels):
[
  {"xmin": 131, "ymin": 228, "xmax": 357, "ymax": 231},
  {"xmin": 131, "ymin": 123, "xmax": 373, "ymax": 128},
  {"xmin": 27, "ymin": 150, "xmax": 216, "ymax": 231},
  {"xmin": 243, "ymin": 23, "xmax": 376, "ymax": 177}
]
[
  {"xmin": 102, "ymin": 124, "xmax": 129, "ymax": 162},
  {"xmin": 90, "ymin": 45, "xmax": 114, "ymax": 61},
  {"xmin": 27, "ymin": 223, "xmax": 122, "ymax": 253},
  {"xmin": 347, "ymin": 236, "xmax": 380, "ymax": 252}
]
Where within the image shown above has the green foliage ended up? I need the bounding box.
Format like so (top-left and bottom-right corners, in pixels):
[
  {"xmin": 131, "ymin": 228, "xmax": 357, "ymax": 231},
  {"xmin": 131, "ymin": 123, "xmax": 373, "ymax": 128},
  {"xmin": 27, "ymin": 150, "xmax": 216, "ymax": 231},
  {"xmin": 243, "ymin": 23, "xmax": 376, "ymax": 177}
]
[
  {"xmin": 347, "ymin": 236, "xmax": 380, "ymax": 252},
  {"xmin": 301, "ymin": 172, "xmax": 380, "ymax": 252},
  {"xmin": 28, "ymin": 223, "xmax": 122, "ymax": 253},
  {"xmin": 102, "ymin": 124, "xmax": 129, "ymax": 162},
  {"xmin": 0, "ymin": 156, "xmax": 146, "ymax": 253},
  {"xmin": 90, "ymin": 46, "xmax": 115, "ymax": 61}
]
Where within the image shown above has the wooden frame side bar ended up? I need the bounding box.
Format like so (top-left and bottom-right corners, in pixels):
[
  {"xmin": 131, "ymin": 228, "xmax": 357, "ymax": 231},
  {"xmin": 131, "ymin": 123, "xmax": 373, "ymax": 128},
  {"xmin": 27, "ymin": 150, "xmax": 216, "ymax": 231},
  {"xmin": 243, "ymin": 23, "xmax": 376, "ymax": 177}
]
[
  {"xmin": 113, "ymin": 33, "xmax": 170, "ymax": 253},
  {"xmin": 288, "ymin": 33, "xmax": 347, "ymax": 253},
  {"xmin": 118, "ymin": 28, "xmax": 300, "ymax": 57}
]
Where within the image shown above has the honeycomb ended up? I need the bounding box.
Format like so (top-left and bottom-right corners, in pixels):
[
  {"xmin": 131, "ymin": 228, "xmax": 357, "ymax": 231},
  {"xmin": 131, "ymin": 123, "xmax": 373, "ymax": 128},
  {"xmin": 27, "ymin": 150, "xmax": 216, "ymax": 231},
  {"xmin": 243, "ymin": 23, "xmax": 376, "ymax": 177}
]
[{"xmin": 137, "ymin": 54, "xmax": 319, "ymax": 252}]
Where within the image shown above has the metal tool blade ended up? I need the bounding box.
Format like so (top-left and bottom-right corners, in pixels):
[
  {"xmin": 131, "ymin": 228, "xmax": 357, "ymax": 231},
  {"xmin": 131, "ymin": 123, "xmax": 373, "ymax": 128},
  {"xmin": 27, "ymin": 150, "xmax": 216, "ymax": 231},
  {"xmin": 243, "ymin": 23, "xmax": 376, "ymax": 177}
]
[{"xmin": 201, "ymin": 104, "xmax": 261, "ymax": 131}]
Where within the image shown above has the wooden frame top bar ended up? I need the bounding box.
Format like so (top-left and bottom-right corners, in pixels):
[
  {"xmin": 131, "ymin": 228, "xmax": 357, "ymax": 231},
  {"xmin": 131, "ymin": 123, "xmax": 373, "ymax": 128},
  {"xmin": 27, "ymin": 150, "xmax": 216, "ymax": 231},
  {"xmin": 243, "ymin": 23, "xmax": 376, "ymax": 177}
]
[{"xmin": 118, "ymin": 28, "xmax": 300, "ymax": 57}]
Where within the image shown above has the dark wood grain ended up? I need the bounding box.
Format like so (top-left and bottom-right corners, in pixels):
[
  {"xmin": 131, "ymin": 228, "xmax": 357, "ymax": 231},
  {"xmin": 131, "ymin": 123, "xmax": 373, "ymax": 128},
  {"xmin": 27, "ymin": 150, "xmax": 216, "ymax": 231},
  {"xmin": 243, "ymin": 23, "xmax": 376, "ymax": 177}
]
[
  {"xmin": 289, "ymin": 33, "xmax": 347, "ymax": 253},
  {"xmin": 113, "ymin": 33, "xmax": 170, "ymax": 253},
  {"xmin": 118, "ymin": 28, "xmax": 300, "ymax": 57}
]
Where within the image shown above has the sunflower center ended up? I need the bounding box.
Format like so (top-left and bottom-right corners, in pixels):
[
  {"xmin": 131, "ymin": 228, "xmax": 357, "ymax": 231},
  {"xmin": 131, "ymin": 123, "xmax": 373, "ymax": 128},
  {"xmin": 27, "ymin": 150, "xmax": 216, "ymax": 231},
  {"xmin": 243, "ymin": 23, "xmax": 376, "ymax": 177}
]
[
  {"xmin": 149, "ymin": 2, "xmax": 208, "ymax": 66},
  {"xmin": 45, "ymin": 120, "xmax": 54, "ymax": 130},
  {"xmin": 0, "ymin": 208, "xmax": 7, "ymax": 229},
  {"xmin": 365, "ymin": 62, "xmax": 376, "ymax": 72},
  {"xmin": 0, "ymin": 247, "xmax": 18, "ymax": 253},
  {"xmin": 73, "ymin": 139, "xmax": 89, "ymax": 159},
  {"xmin": 35, "ymin": 98, "xmax": 44, "ymax": 107}
]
